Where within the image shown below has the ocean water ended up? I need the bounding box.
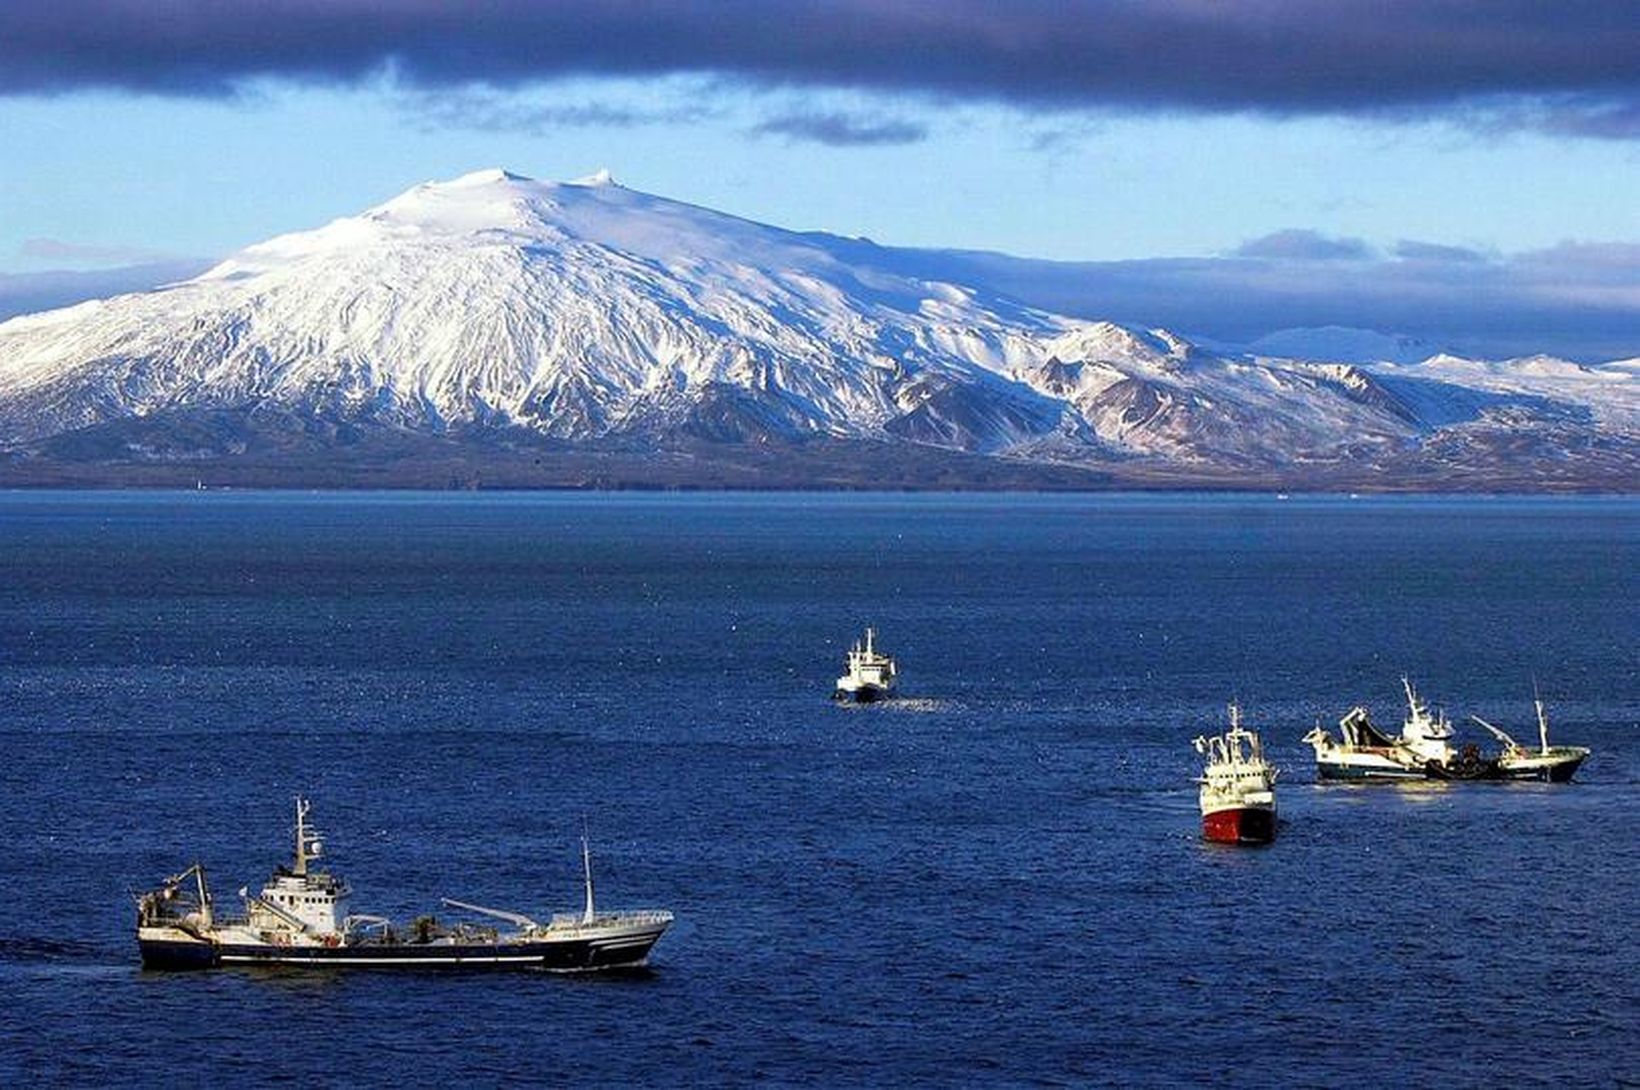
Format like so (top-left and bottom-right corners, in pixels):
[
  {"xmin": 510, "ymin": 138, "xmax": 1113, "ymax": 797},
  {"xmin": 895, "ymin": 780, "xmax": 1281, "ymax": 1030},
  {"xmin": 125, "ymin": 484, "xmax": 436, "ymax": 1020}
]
[{"xmin": 0, "ymin": 491, "xmax": 1634, "ymax": 1086}]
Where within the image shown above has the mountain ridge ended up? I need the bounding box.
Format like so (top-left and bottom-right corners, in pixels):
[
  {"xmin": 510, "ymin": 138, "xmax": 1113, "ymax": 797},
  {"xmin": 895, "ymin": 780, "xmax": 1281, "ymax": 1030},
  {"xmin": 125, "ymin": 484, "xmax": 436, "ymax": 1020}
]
[{"xmin": 0, "ymin": 169, "xmax": 1633, "ymax": 490}]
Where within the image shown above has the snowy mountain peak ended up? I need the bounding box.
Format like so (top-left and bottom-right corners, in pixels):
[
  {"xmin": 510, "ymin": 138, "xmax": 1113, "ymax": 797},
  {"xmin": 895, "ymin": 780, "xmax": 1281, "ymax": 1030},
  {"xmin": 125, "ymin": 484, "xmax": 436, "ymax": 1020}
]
[
  {"xmin": 0, "ymin": 168, "xmax": 1633, "ymax": 488},
  {"xmin": 1503, "ymin": 354, "xmax": 1596, "ymax": 377},
  {"xmin": 444, "ymin": 167, "xmax": 534, "ymax": 187},
  {"xmin": 572, "ymin": 168, "xmax": 619, "ymax": 187},
  {"xmin": 207, "ymin": 168, "xmax": 849, "ymax": 277}
]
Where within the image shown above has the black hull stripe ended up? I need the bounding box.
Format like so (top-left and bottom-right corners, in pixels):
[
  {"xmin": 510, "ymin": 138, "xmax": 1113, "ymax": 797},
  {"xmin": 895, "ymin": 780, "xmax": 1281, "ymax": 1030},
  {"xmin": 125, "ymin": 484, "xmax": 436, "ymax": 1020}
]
[{"xmin": 140, "ymin": 933, "xmax": 665, "ymax": 971}]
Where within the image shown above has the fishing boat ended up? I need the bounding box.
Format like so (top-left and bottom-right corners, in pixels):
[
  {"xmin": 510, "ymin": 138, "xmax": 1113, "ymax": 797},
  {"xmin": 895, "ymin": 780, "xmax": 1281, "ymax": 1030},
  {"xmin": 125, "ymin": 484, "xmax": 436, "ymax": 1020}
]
[
  {"xmin": 1471, "ymin": 690, "xmax": 1591, "ymax": 782},
  {"xmin": 1193, "ymin": 703, "xmax": 1279, "ymax": 844},
  {"xmin": 833, "ymin": 626, "xmax": 897, "ymax": 703},
  {"xmin": 136, "ymin": 798, "xmax": 673, "ymax": 971},
  {"xmin": 1303, "ymin": 678, "xmax": 1462, "ymax": 780}
]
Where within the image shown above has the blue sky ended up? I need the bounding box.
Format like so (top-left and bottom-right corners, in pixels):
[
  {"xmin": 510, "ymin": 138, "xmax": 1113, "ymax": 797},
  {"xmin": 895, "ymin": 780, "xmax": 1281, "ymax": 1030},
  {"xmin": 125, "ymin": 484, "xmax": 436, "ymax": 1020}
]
[{"xmin": 2, "ymin": 2, "xmax": 1638, "ymax": 358}]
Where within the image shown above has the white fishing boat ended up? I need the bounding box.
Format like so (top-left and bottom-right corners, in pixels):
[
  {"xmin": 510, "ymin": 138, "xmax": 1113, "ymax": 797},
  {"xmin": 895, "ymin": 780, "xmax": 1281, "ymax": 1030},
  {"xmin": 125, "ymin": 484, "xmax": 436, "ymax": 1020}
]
[
  {"xmin": 137, "ymin": 798, "xmax": 673, "ymax": 971},
  {"xmin": 833, "ymin": 626, "xmax": 897, "ymax": 703},
  {"xmin": 1193, "ymin": 702, "xmax": 1278, "ymax": 844},
  {"xmin": 1471, "ymin": 689, "xmax": 1590, "ymax": 783},
  {"xmin": 1303, "ymin": 678, "xmax": 1459, "ymax": 780}
]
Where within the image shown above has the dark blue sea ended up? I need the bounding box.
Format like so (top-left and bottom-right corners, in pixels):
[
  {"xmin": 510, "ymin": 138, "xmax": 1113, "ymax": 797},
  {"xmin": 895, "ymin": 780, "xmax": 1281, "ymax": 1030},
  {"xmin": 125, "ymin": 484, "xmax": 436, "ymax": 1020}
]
[{"xmin": 0, "ymin": 492, "xmax": 1635, "ymax": 1086}]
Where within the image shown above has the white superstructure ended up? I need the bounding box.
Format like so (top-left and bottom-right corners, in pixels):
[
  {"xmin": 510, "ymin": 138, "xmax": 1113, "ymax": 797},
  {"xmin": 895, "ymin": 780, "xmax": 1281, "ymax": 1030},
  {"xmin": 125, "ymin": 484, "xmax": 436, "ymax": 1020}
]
[
  {"xmin": 833, "ymin": 627, "xmax": 897, "ymax": 702},
  {"xmin": 241, "ymin": 797, "xmax": 351, "ymax": 938},
  {"xmin": 1397, "ymin": 678, "xmax": 1457, "ymax": 766}
]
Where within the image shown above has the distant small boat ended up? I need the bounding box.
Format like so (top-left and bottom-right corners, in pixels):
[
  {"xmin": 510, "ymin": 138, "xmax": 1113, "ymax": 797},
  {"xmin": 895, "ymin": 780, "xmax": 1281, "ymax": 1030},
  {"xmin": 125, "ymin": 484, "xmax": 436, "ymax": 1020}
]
[
  {"xmin": 1194, "ymin": 703, "xmax": 1278, "ymax": 845},
  {"xmin": 833, "ymin": 626, "xmax": 897, "ymax": 703},
  {"xmin": 1471, "ymin": 689, "xmax": 1590, "ymax": 783}
]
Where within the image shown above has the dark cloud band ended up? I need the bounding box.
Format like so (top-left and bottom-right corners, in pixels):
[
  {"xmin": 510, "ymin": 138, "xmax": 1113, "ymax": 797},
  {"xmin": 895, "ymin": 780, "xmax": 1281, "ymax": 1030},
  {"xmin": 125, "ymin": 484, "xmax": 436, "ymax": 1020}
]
[{"xmin": 3, "ymin": 1, "xmax": 1638, "ymax": 127}]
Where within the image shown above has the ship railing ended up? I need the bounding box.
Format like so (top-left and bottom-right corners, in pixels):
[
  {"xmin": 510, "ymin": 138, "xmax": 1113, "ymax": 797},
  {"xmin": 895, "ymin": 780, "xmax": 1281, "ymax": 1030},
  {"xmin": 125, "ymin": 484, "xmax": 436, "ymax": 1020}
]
[{"xmin": 545, "ymin": 909, "xmax": 674, "ymax": 931}]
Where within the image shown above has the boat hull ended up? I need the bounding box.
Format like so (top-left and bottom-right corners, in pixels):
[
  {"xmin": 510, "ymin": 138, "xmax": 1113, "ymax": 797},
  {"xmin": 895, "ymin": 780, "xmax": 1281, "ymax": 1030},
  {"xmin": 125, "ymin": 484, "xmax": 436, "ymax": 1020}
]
[
  {"xmin": 1314, "ymin": 756, "xmax": 1428, "ymax": 781},
  {"xmin": 1499, "ymin": 754, "xmax": 1587, "ymax": 783},
  {"xmin": 833, "ymin": 684, "xmax": 890, "ymax": 703},
  {"xmin": 1319, "ymin": 753, "xmax": 1585, "ymax": 783},
  {"xmin": 139, "ymin": 926, "xmax": 668, "ymax": 972},
  {"xmin": 1201, "ymin": 805, "xmax": 1275, "ymax": 845}
]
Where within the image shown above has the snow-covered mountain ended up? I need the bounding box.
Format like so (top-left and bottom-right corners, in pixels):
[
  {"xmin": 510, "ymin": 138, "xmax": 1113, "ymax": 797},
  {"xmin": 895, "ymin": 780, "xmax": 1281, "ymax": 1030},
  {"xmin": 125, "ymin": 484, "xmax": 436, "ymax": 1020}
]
[{"xmin": 0, "ymin": 169, "xmax": 1633, "ymax": 488}]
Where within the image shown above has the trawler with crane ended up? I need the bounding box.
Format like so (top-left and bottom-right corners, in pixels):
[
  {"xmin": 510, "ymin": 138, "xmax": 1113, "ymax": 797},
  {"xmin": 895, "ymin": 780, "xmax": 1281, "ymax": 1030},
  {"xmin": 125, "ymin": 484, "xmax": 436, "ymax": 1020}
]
[
  {"xmin": 1303, "ymin": 678, "xmax": 1460, "ymax": 780},
  {"xmin": 1470, "ymin": 688, "xmax": 1591, "ymax": 782},
  {"xmin": 136, "ymin": 798, "xmax": 672, "ymax": 970}
]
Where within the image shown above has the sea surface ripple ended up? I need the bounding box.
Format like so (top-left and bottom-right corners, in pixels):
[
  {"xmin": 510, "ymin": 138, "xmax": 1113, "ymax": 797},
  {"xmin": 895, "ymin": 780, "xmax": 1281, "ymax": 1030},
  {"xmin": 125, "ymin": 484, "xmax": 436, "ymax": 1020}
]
[{"xmin": 0, "ymin": 492, "xmax": 1634, "ymax": 1086}]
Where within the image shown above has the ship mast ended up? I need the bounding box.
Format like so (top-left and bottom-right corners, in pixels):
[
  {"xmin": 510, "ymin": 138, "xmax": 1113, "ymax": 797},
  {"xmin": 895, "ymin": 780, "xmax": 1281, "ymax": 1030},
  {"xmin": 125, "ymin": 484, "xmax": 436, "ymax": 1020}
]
[
  {"xmin": 193, "ymin": 863, "xmax": 214, "ymax": 929},
  {"xmin": 1534, "ymin": 681, "xmax": 1549, "ymax": 756},
  {"xmin": 292, "ymin": 796, "xmax": 320, "ymax": 877},
  {"xmin": 581, "ymin": 833, "xmax": 596, "ymax": 925}
]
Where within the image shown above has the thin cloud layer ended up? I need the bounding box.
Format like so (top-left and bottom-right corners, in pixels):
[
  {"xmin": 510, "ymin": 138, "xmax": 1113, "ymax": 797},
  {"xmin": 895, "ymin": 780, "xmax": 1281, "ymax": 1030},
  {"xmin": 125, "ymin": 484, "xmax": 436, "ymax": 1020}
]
[
  {"xmin": 398, "ymin": 90, "xmax": 718, "ymax": 136},
  {"xmin": 0, "ymin": 260, "xmax": 213, "ymax": 320},
  {"xmin": 18, "ymin": 237, "xmax": 177, "ymax": 266},
  {"xmin": 865, "ymin": 236, "xmax": 1640, "ymax": 361},
  {"xmin": 1393, "ymin": 240, "xmax": 1488, "ymax": 264},
  {"xmin": 1233, "ymin": 230, "xmax": 1373, "ymax": 262},
  {"xmin": 3, "ymin": 2, "xmax": 1639, "ymax": 134},
  {"xmin": 752, "ymin": 111, "xmax": 927, "ymax": 147}
]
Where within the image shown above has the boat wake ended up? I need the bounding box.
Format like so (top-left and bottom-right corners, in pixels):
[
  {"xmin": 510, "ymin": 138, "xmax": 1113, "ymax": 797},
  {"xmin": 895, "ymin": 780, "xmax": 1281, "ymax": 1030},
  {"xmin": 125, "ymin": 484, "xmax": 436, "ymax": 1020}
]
[
  {"xmin": 0, "ymin": 937, "xmax": 108, "ymax": 964},
  {"xmin": 835, "ymin": 697, "xmax": 959, "ymax": 714}
]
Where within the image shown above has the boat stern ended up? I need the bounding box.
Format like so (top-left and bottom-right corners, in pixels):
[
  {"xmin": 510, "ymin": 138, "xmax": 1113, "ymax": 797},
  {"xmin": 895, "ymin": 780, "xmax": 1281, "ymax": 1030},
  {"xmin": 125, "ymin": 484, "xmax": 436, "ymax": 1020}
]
[{"xmin": 137, "ymin": 926, "xmax": 220, "ymax": 970}]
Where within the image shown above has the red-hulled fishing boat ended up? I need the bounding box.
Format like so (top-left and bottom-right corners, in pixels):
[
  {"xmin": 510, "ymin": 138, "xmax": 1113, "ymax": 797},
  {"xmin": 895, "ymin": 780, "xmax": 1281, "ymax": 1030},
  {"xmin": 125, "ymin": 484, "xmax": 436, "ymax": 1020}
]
[{"xmin": 1194, "ymin": 704, "xmax": 1279, "ymax": 844}]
